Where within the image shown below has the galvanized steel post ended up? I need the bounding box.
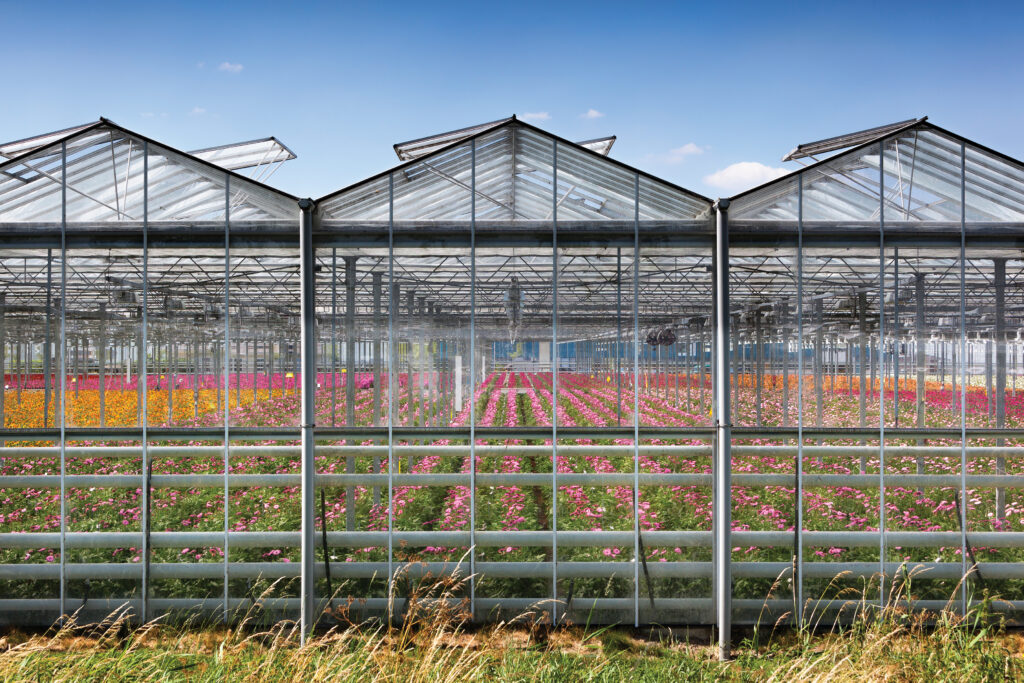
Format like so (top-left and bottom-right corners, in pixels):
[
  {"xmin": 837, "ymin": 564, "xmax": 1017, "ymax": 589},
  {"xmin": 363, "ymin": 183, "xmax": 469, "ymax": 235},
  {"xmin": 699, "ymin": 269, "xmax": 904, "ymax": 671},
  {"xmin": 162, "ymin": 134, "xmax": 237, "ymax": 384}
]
[
  {"xmin": 713, "ymin": 198, "xmax": 732, "ymax": 661},
  {"xmin": 298, "ymin": 198, "xmax": 317, "ymax": 643}
]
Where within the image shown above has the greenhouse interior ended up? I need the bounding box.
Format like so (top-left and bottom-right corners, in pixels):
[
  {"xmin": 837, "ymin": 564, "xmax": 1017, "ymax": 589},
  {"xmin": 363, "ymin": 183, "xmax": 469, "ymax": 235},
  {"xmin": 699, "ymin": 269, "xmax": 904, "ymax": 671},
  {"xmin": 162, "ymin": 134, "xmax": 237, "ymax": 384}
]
[{"xmin": 2, "ymin": 115, "xmax": 1024, "ymax": 651}]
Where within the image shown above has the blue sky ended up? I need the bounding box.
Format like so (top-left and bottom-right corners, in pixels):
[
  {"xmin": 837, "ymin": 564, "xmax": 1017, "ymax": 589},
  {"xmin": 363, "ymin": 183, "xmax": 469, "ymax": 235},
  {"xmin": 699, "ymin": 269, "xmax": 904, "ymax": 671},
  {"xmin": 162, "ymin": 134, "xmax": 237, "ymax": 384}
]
[{"xmin": 2, "ymin": 0, "xmax": 1022, "ymax": 199}]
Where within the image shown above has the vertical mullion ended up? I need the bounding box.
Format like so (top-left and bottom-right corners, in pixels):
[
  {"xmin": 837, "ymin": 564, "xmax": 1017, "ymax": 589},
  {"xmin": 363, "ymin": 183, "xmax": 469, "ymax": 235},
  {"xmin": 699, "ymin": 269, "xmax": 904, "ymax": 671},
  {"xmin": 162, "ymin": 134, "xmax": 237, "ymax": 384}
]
[
  {"xmin": 469, "ymin": 139, "xmax": 477, "ymax": 616},
  {"xmin": 141, "ymin": 141, "xmax": 150, "ymax": 622},
  {"xmin": 960, "ymin": 142, "xmax": 968, "ymax": 615},
  {"xmin": 58, "ymin": 141, "xmax": 67, "ymax": 622},
  {"xmin": 795, "ymin": 175, "xmax": 804, "ymax": 625},
  {"xmin": 550, "ymin": 139, "xmax": 559, "ymax": 623},
  {"xmin": 632, "ymin": 173, "xmax": 641, "ymax": 627},
  {"xmin": 332, "ymin": 250, "xmax": 337, "ymax": 426},
  {"xmin": 386, "ymin": 174, "xmax": 395, "ymax": 620},
  {"xmin": 878, "ymin": 142, "xmax": 887, "ymax": 607},
  {"xmin": 223, "ymin": 175, "xmax": 231, "ymax": 624},
  {"xmin": 617, "ymin": 249, "xmax": 622, "ymax": 426}
]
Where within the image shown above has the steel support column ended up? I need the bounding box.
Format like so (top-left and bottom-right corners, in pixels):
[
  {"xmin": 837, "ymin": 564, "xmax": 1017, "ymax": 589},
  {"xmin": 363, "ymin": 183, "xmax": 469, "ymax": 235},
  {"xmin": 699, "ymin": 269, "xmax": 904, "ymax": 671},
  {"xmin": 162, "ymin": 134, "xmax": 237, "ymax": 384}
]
[
  {"xmin": 298, "ymin": 198, "xmax": 317, "ymax": 643},
  {"xmin": 713, "ymin": 198, "xmax": 732, "ymax": 661}
]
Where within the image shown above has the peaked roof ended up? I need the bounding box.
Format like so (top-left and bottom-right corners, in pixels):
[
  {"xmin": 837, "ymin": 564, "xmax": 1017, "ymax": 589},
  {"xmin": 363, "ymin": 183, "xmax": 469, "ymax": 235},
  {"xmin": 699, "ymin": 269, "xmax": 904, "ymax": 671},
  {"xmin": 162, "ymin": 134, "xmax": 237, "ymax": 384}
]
[
  {"xmin": 730, "ymin": 118, "xmax": 1024, "ymax": 223},
  {"xmin": 0, "ymin": 118, "xmax": 297, "ymax": 223},
  {"xmin": 319, "ymin": 117, "xmax": 711, "ymax": 221},
  {"xmin": 394, "ymin": 118, "xmax": 616, "ymax": 161}
]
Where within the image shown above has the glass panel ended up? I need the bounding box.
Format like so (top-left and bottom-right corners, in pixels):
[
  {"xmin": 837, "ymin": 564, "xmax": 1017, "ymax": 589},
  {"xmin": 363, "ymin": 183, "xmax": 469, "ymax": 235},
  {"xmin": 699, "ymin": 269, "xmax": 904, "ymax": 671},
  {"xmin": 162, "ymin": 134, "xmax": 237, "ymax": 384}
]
[
  {"xmin": 729, "ymin": 176, "xmax": 800, "ymax": 223},
  {"xmin": 964, "ymin": 252, "xmax": 1024, "ymax": 608},
  {"xmin": 318, "ymin": 174, "xmax": 390, "ymax": 221},
  {"xmin": 147, "ymin": 248, "xmax": 227, "ymax": 428},
  {"xmin": 227, "ymin": 251, "xmax": 300, "ymax": 429},
  {"xmin": 554, "ymin": 141, "xmax": 637, "ymax": 221},
  {"xmin": 0, "ymin": 248, "xmax": 61, "ymax": 608}
]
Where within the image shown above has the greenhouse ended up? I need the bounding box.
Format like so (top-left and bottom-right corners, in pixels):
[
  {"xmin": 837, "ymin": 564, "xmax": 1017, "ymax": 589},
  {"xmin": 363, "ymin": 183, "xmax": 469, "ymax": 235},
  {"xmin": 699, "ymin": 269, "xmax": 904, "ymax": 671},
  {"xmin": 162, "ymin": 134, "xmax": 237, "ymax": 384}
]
[{"xmin": 2, "ymin": 115, "xmax": 1024, "ymax": 654}]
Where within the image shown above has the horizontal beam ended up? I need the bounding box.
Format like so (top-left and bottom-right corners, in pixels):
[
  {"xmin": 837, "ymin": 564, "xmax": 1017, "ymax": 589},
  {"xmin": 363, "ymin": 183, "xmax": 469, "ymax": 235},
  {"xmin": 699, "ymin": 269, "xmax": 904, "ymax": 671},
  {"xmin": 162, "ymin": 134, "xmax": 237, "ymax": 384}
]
[
  {"xmin": 1, "ymin": 560, "xmax": 1018, "ymax": 582},
  {"xmin": 3, "ymin": 529, "xmax": 1021, "ymax": 549},
  {"xmin": 4, "ymin": 471, "xmax": 1024, "ymax": 490}
]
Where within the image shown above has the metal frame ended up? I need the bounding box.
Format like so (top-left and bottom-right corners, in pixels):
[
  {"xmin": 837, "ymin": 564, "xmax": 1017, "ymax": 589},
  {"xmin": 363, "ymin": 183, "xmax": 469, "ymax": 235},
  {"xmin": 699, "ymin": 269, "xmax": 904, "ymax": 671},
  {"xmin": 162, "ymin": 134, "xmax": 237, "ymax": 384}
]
[{"xmin": 4, "ymin": 116, "xmax": 1024, "ymax": 660}]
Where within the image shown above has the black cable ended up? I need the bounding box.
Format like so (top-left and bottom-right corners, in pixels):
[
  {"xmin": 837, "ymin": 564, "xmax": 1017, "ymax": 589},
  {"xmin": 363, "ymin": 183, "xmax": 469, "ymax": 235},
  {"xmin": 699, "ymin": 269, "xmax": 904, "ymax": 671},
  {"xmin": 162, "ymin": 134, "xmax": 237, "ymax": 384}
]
[
  {"xmin": 954, "ymin": 490, "xmax": 985, "ymax": 590},
  {"xmin": 320, "ymin": 490, "xmax": 334, "ymax": 609}
]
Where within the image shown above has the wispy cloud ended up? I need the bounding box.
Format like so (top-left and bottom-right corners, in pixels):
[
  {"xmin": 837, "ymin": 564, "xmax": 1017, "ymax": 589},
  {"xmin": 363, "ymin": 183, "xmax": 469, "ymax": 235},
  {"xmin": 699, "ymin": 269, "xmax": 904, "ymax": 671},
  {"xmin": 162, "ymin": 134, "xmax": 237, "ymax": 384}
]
[
  {"xmin": 521, "ymin": 112, "xmax": 550, "ymax": 121},
  {"xmin": 189, "ymin": 106, "xmax": 207, "ymax": 116},
  {"xmin": 581, "ymin": 108, "xmax": 605, "ymax": 119},
  {"xmin": 218, "ymin": 61, "xmax": 244, "ymax": 73},
  {"xmin": 667, "ymin": 143, "xmax": 705, "ymax": 163},
  {"xmin": 196, "ymin": 61, "xmax": 205, "ymax": 69},
  {"xmin": 704, "ymin": 161, "xmax": 788, "ymax": 193},
  {"xmin": 642, "ymin": 142, "xmax": 707, "ymax": 166}
]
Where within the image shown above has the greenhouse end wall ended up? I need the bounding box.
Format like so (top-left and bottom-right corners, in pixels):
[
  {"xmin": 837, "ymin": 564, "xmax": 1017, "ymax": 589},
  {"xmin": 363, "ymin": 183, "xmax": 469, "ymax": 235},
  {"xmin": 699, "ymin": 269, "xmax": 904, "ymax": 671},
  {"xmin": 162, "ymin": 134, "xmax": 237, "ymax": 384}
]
[{"xmin": 3, "ymin": 119, "xmax": 1024, "ymax": 652}]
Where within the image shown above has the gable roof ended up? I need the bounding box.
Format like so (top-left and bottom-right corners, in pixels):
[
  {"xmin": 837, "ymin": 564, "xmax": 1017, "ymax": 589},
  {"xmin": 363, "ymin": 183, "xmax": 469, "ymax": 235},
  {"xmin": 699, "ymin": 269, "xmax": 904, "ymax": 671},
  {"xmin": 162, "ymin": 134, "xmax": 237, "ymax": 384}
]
[
  {"xmin": 730, "ymin": 118, "xmax": 1024, "ymax": 223},
  {"xmin": 317, "ymin": 116, "xmax": 711, "ymax": 222},
  {"xmin": 0, "ymin": 118, "xmax": 298, "ymax": 223}
]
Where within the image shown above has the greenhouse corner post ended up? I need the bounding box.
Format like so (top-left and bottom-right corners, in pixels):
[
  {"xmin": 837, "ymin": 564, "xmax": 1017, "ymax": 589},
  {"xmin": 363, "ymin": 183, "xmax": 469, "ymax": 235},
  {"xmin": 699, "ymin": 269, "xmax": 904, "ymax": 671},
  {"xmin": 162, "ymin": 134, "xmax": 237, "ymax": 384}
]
[
  {"xmin": 299, "ymin": 197, "xmax": 317, "ymax": 643},
  {"xmin": 713, "ymin": 198, "xmax": 732, "ymax": 662}
]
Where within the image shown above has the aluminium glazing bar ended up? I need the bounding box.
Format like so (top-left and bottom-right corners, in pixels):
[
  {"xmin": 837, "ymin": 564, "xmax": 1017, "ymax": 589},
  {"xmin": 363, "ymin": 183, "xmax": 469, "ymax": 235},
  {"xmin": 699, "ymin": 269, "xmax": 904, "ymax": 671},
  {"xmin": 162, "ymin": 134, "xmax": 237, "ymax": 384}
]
[
  {"xmin": 960, "ymin": 142, "xmax": 968, "ymax": 615},
  {"xmin": 632, "ymin": 173, "xmax": 641, "ymax": 626},
  {"xmin": 141, "ymin": 141, "xmax": 150, "ymax": 623},
  {"xmin": 796, "ymin": 174, "xmax": 804, "ymax": 625},
  {"xmin": 551, "ymin": 138, "xmax": 559, "ymax": 623},
  {"xmin": 878, "ymin": 142, "xmax": 887, "ymax": 608},
  {"xmin": 469, "ymin": 138, "xmax": 477, "ymax": 616},
  {"xmin": 9, "ymin": 559, "xmax": 1024, "ymax": 584},
  {"xmin": 223, "ymin": 174, "xmax": 231, "ymax": 625},
  {"xmin": 8, "ymin": 470, "xmax": 1024, "ymax": 490},
  {"xmin": 331, "ymin": 250, "xmax": 337, "ymax": 426},
  {"xmin": 9, "ymin": 442, "xmax": 1024, "ymax": 460},
  {"xmin": 6, "ymin": 529, "xmax": 1024, "ymax": 550},
  {"xmin": 386, "ymin": 174, "xmax": 395, "ymax": 622},
  {"xmin": 59, "ymin": 141, "xmax": 67, "ymax": 623}
]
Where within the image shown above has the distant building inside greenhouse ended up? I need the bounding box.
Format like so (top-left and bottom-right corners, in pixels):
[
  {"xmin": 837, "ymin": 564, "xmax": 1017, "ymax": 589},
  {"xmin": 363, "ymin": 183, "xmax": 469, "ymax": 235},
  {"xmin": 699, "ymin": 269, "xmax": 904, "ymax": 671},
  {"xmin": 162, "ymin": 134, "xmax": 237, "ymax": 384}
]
[{"xmin": 2, "ymin": 115, "xmax": 1024, "ymax": 658}]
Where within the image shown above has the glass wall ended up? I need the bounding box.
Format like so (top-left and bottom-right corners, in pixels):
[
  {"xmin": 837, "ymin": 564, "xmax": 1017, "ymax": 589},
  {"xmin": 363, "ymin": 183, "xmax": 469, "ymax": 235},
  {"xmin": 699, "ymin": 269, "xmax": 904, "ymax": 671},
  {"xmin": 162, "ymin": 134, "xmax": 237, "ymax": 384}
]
[{"xmin": 6, "ymin": 118, "xmax": 1024, "ymax": 630}]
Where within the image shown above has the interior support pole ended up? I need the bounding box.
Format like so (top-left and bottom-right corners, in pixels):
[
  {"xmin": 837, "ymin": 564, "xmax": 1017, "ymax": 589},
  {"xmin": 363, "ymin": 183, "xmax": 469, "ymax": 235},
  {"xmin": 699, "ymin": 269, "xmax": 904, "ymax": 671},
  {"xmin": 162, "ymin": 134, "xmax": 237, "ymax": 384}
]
[
  {"xmin": 298, "ymin": 198, "xmax": 317, "ymax": 644},
  {"xmin": 331, "ymin": 251, "xmax": 337, "ymax": 426},
  {"xmin": 0, "ymin": 294, "xmax": 5, "ymax": 439},
  {"xmin": 685, "ymin": 326, "xmax": 692, "ymax": 410},
  {"xmin": 893, "ymin": 251, "xmax": 900, "ymax": 427},
  {"xmin": 713, "ymin": 198, "xmax": 732, "ymax": 662},
  {"xmin": 372, "ymin": 272, "xmax": 382, "ymax": 507},
  {"xmin": 814, "ymin": 300, "xmax": 823, "ymax": 447},
  {"xmin": 915, "ymin": 274, "xmax": 926, "ymax": 482},
  {"xmin": 995, "ymin": 258, "xmax": 1006, "ymax": 520},
  {"xmin": 99, "ymin": 302, "xmax": 107, "ymax": 427},
  {"xmin": 781, "ymin": 302, "xmax": 789, "ymax": 427},
  {"xmin": 345, "ymin": 256, "xmax": 357, "ymax": 532},
  {"xmin": 755, "ymin": 311, "xmax": 763, "ymax": 427},
  {"xmin": 616, "ymin": 248, "xmax": 622, "ymax": 425},
  {"xmin": 44, "ymin": 254, "xmax": 52, "ymax": 428},
  {"xmin": 858, "ymin": 292, "xmax": 868, "ymax": 457}
]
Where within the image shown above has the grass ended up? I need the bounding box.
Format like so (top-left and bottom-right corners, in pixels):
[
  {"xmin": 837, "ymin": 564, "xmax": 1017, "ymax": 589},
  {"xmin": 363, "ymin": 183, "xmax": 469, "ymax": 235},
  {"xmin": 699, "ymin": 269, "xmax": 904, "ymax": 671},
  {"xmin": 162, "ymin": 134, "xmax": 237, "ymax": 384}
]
[{"xmin": 1, "ymin": 572, "xmax": 1021, "ymax": 682}]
